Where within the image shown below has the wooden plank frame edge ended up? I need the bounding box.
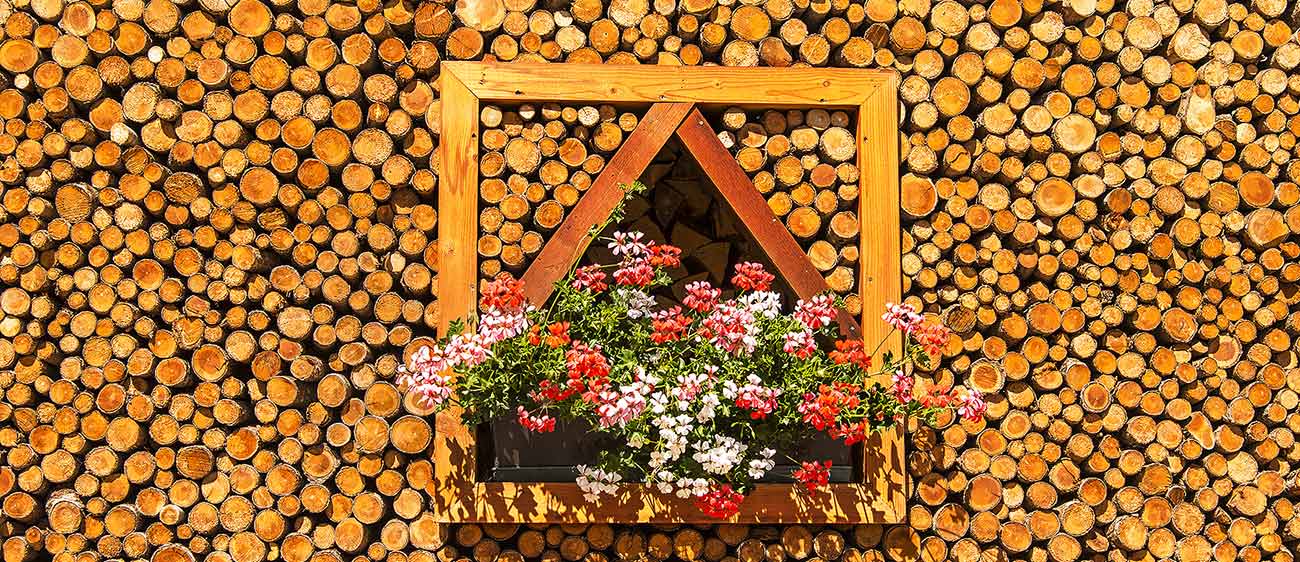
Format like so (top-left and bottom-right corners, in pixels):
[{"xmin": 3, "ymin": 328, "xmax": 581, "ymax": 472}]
[
  {"xmin": 857, "ymin": 72, "xmax": 907, "ymax": 521},
  {"xmin": 442, "ymin": 62, "xmax": 896, "ymax": 107},
  {"xmin": 433, "ymin": 65, "xmax": 481, "ymax": 522},
  {"xmin": 435, "ymin": 62, "xmax": 904, "ymax": 525}
]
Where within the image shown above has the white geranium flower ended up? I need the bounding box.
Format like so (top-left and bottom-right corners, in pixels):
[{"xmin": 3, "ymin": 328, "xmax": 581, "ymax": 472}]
[
  {"xmin": 691, "ymin": 435, "xmax": 747, "ymax": 475},
  {"xmin": 696, "ymin": 393, "xmax": 719, "ymax": 423},
  {"xmin": 615, "ymin": 288, "xmax": 656, "ymax": 319},
  {"xmin": 740, "ymin": 290, "xmax": 782, "ymax": 318},
  {"xmin": 575, "ymin": 465, "xmax": 622, "ymax": 502}
]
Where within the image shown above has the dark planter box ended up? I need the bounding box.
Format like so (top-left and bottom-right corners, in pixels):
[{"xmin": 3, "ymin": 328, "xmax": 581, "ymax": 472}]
[{"xmin": 480, "ymin": 418, "xmax": 857, "ymax": 483}]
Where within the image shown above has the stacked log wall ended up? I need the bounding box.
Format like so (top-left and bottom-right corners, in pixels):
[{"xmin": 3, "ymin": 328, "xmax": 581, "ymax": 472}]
[{"xmin": 1, "ymin": 0, "xmax": 1299, "ymax": 562}]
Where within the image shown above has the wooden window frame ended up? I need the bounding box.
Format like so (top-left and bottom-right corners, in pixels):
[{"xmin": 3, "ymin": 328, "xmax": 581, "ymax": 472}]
[{"xmin": 436, "ymin": 62, "xmax": 902, "ymax": 524}]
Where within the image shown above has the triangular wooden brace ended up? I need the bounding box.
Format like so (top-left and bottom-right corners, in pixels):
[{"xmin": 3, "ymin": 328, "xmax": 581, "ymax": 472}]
[
  {"xmin": 522, "ymin": 105, "xmax": 862, "ymax": 337},
  {"xmin": 520, "ymin": 102, "xmax": 695, "ymax": 305},
  {"xmin": 674, "ymin": 109, "xmax": 862, "ymax": 337}
]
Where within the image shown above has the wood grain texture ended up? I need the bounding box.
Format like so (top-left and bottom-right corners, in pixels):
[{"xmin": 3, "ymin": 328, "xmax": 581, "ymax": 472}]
[
  {"xmin": 438, "ymin": 68, "xmax": 481, "ymax": 333},
  {"xmin": 858, "ymin": 74, "xmax": 903, "ymax": 357},
  {"xmin": 445, "ymin": 481, "xmax": 902, "ymax": 524},
  {"xmin": 434, "ymin": 68, "xmax": 480, "ymax": 522},
  {"xmin": 446, "ymin": 62, "xmax": 894, "ymax": 107},
  {"xmin": 855, "ymin": 76, "xmax": 906, "ymax": 522}
]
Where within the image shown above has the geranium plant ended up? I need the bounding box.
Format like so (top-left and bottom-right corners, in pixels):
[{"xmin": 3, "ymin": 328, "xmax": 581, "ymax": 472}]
[{"xmin": 402, "ymin": 206, "xmax": 985, "ymax": 519}]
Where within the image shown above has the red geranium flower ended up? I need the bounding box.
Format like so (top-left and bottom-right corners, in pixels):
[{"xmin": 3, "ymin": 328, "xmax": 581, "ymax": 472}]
[
  {"xmin": 565, "ymin": 341, "xmax": 611, "ymax": 400},
  {"xmin": 650, "ymin": 307, "xmax": 691, "ymax": 343},
  {"xmin": 829, "ymin": 339, "xmax": 871, "ymax": 370},
  {"xmin": 920, "ymin": 384, "xmax": 953, "ymax": 409},
  {"xmin": 829, "ymin": 421, "xmax": 868, "ymax": 445},
  {"xmin": 734, "ymin": 387, "xmax": 780, "ymax": 419},
  {"xmin": 683, "ymin": 281, "xmax": 721, "ymax": 313},
  {"xmin": 797, "ymin": 383, "xmax": 862, "ymax": 432},
  {"xmin": 793, "ymin": 461, "xmax": 832, "ymax": 492},
  {"xmin": 647, "ymin": 242, "xmax": 682, "ymax": 268},
  {"xmin": 731, "ymin": 262, "xmax": 774, "ymax": 292},
  {"xmin": 541, "ymin": 322, "xmax": 571, "ymax": 348},
  {"xmin": 694, "ymin": 484, "xmax": 745, "ymax": 519},
  {"xmin": 480, "ymin": 276, "xmax": 527, "ymax": 312},
  {"xmin": 535, "ymin": 379, "xmax": 574, "ymax": 402},
  {"xmin": 517, "ymin": 406, "xmax": 556, "ymax": 433}
]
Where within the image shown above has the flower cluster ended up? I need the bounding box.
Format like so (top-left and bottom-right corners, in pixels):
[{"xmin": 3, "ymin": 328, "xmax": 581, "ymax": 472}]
[
  {"xmin": 890, "ymin": 373, "xmax": 987, "ymax": 422},
  {"xmin": 571, "ymin": 265, "xmax": 608, "ymax": 292},
  {"xmin": 650, "ymin": 307, "xmax": 692, "ymax": 343},
  {"xmin": 892, "ymin": 370, "xmax": 915, "ymax": 403},
  {"xmin": 798, "ymin": 382, "xmax": 861, "ymax": 432},
  {"xmin": 694, "ymin": 484, "xmax": 746, "ymax": 519},
  {"xmin": 793, "ymin": 460, "xmax": 832, "ymax": 492},
  {"xmin": 700, "ymin": 302, "xmax": 760, "ymax": 355},
  {"xmin": 794, "ymin": 294, "xmax": 836, "ymax": 330},
  {"xmin": 397, "ymin": 277, "xmax": 531, "ymax": 407},
  {"xmin": 955, "ymin": 387, "xmax": 988, "ymax": 421},
  {"xmin": 829, "ymin": 339, "xmax": 871, "ymax": 370},
  {"xmin": 732, "ymin": 261, "xmax": 775, "ymax": 291},
  {"xmin": 595, "ymin": 372, "xmax": 654, "ymax": 428},
  {"xmin": 724, "ymin": 375, "xmax": 782, "ymax": 420},
  {"xmin": 402, "ymin": 226, "xmax": 985, "ymax": 519},
  {"xmin": 517, "ymin": 406, "xmax": 556, "ymax": 433},
  {"xmin": 563, "ymin": 342, "xmax": 611, "ymax": 399},
  {"xmin": 782, "ymin": 329, "xmax": 817, "ymax": 359},
  {"xmin": 683, "ymin": 281, "xmax": 720, "ymax": 313},
  {"xmin": 576, "ymin": 465, "xmax": 622, "ymax": 502},
  {"xmin": 528, "ymin": 322, "xmax": 571, "ymax": 348},
  {"xmin": 400, "ymin": 348, "xmax": 454, "ymax": 407}
]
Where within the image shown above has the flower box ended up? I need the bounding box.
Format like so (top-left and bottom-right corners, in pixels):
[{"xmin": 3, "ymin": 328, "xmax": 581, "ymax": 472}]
[
  {"xmin": 483, "ymin": 417, "xmax": 855, "ymax": 483},
  {"xmin": 426, "ymin": 62, "xmax": 919, "ymax": 524}
]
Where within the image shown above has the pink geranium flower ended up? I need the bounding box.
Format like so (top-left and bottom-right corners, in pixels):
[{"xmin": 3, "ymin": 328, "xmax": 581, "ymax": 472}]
[
  {"xmin": 682, "ymin": 281, "xmax": 721, "ymax": 313},
  {"xmin": 700, "ymin": 302, "xmax": 759, "ymax": 355},
  {"xmin": 794, "ymin": 295, "xmax": 836, "ymax": 331},
  {"xmin": 782, "ymin": 329, "xmax": 816, "ymax": 359},
  {"xmin": 954, "ymin": 387, "xmax": 987, "ymax": 422},
  {"xmin": 613, "ymin": 261, "xmax": 655, "ymax": 286},
  {"xmin": 891, "ymin": 370, "xmax": 914, "ymax": 404},
  {"xmin": 731, "ymin": 376, "xmax": 781, "ymax": 420},
  {"xmin": 882, "ymin": 302, "xmax": 923, "ymax": 333},
  {"xmin": 571, "ymin": 265, "xmax": 608, "ymax": 292},
  {"xmin": 608, "ymin": 231, "xmax": 648, "ymax": 257}
]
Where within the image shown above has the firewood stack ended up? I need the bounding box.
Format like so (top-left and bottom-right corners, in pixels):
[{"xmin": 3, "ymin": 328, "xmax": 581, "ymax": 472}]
[
  {"xmin": 713, "ymin": 107, "xmax": 864, "ymax": 314},
  {"xmin": 2, "ymin": 0, "xmax": 1299, "ymax": 561},
  {"xmin": 478, "ymin": 103, "xmax": 639, "ymax": 283}
]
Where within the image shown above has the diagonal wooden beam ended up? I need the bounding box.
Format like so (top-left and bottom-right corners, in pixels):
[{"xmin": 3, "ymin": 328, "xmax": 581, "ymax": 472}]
[
  {"xmin": 520, "ymin": 102, "xmax": 695, "ymax": 306},
  {"xmin": 674, "ymin": 108, "xmax": 863, "ymax": 337}
]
